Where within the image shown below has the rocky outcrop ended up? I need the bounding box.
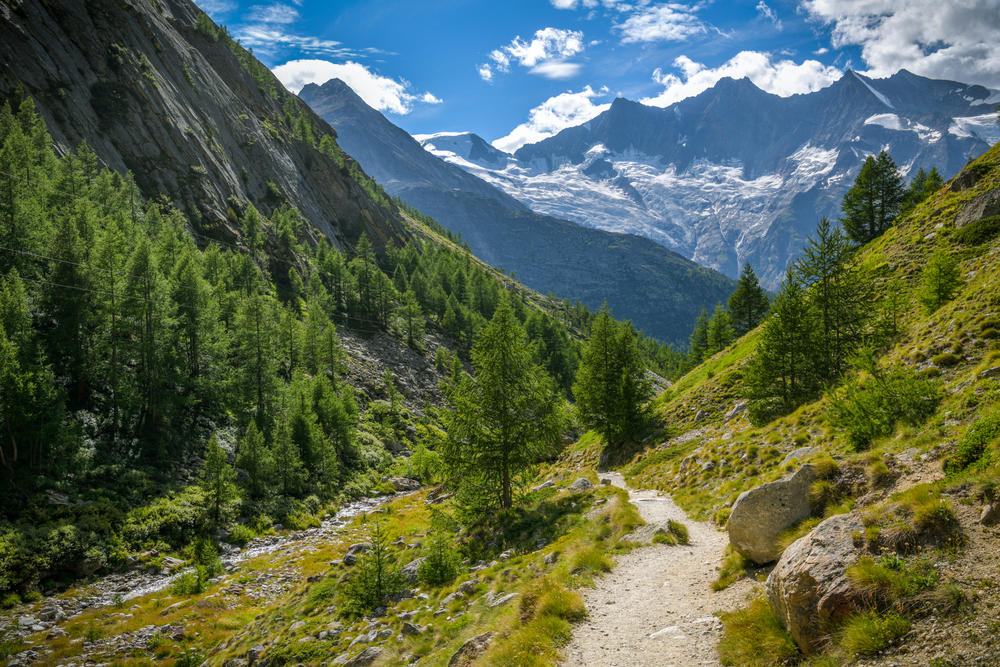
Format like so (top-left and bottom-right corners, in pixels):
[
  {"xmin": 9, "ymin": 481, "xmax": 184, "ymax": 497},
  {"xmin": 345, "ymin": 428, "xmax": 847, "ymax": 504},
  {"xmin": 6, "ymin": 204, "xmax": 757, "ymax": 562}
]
[
  {"xmin": 385, "ymin": 477, "xmax": 420, "ymax": 492},
  {"xmin": 569, "ymin": 478, "xmax": 593, "ymax": 492},
  {"xmin": 954, "ymin": 187, "xmax": 1000, "ymax": 227},
  {"xmin": 766, "ymin": 513, "xmax": 864, "ymax": 653},
  {"xmin": 448, "ymin": 631, "xmax": 493, "ymax": 666},
  {"xmin": 728, "ymin": 464, "xmax": 817, "ymax": 564}
]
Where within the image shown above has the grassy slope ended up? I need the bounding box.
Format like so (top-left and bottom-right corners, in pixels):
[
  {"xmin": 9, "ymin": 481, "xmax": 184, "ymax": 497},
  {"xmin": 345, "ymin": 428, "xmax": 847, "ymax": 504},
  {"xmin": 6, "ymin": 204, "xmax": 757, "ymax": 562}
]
[{"xmin": 624, "ymin": 143, "xmax": 1000, "ymax": 523}]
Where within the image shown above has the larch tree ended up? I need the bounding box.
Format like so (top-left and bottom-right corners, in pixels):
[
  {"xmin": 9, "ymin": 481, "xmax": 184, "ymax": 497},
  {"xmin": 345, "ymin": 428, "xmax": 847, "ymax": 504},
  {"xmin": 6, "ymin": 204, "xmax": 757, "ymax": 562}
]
[
  {"xmin": 841, "ymin": 150, "xmax": 905, "ymax": 246},
  {"xmin": 727, "ymin": 262, "xmax": 769, "ymax": 336}
]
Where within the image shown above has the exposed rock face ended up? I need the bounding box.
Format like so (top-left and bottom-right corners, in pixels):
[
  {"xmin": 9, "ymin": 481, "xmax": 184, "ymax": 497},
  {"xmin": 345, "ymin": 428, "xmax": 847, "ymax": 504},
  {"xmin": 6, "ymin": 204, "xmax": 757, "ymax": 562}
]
[
  {"xmin": 0, "ymin": 0, "xmax": 406, "ymax": 252},
  {"xmin": 766, "ymin": 513, "xmax": 864, "ymax": 653},
  {"xmin": 400, "ymin": 557, "xmax": 425, "ymax": 583},
  {"xmin": 954, "ymin": 188, "xmax": 1000, "ymax": 228},
  {"xmin": 385, "ymin": 476, "xmax": 421, "ymax": 492},
  {"xmin": 728, "ymin": 464, "xmax": 817, "ymax": 564},
  {"xmin": 448, "ymin": 631, "xmax": 493, "ymax": 666}
]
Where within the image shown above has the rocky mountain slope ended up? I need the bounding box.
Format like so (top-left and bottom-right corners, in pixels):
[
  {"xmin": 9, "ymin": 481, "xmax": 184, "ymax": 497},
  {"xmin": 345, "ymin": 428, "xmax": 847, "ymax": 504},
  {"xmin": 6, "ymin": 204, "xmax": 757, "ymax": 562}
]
[
  {"xmin": 422, "ymin": 70, "xmax": 1000, "ymax": 287},
  {"xmin": 0, "ymin": 0, "xmax": 405, "ymax": 251},
  {"xmin": 300, "ymin": 79, "xmax": 735, "ymax": 345}
]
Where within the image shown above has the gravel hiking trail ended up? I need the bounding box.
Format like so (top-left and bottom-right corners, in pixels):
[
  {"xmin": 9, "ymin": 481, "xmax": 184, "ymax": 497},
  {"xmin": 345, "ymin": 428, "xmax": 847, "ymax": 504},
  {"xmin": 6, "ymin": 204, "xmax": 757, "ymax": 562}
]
[{"xmin": 562, "ymin": 472, "xmax": 756, "ymax": 667}]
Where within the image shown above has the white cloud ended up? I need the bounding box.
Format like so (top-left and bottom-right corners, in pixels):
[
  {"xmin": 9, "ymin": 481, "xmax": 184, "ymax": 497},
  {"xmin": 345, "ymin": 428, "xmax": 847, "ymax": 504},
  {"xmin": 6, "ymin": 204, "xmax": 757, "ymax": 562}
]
[
  {"xmin": 641, "ymin": 51, "xmax": 843, "ymax": 107},
  {"xmin": 493, "ymin": 85, "xmax": 611, "ymax": 153},
  {"xmin": 803, "ymin": 0, "xmax": 1000, "ymax": 88},
  {"xmin": 198, "ymin": 0, "xmax": 236, "ymax": 15},
  {"xmin": 479, "ymin": 27, "xmax": 586, "ymax": 81},
  {"xmin": 271, "ymin": 59, "xmax": 441, "ymax": 115},
  {"xmin": 249, "ymin": 3, "xmax": 299, "ymax": 24},
  {"xmin": 616, "ymin": 3, "xmax": 705, "ymax": 43},
  {"xmin": 755, "ymin": 1, "xmax": 782, "ymax": 30}
]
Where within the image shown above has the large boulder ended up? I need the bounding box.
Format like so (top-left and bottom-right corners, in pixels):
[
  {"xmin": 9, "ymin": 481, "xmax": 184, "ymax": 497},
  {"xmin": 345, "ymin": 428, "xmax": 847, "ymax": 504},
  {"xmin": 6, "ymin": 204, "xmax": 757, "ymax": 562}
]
[
  {"xmin": 448, "ymin": 631, "xmax": 493, "ymax": 666},
  {"xmin": 954, "ymin": 187, "xmax": 1000, "ymax": 227},
  {"xmin": 385, "ymin": 476, "xmax": 421, "ymax": 492},
  {"xmin": 728, "ymin": 464, "xmax": 817, "ymax": 564},
  {"xmin": 766, "ymin": 513, "xmax": 864, "ymax": 653}
]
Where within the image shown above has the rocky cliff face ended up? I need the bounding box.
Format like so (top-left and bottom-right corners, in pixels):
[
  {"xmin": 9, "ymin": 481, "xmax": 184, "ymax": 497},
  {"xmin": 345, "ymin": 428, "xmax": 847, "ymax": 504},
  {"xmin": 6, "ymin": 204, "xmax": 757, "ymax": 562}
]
[
  {"xmin": 0, "ymin": 0, "xmax": 406, "ymax": 251},
  {"xmin": 301, "ymin": 78, "xmax": 736, "ymax": 345}
]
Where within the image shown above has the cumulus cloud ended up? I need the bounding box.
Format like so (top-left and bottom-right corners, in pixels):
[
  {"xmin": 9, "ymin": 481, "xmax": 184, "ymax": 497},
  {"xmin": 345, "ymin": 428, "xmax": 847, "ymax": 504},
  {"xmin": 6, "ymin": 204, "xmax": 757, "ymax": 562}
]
[
  {"xmin": 479, "ymin": 27, "xmax": 586, "ymax": 81},
  {"xmin": 492, "ymin": 85, "xmax": 611, "ymax": 153},
  {"xmin": 616, "ymin": 3, "xmax": 705, "ymax": 43},
  {"xmin": 249, "ymin": 3, "xmax": 299, "ymax": 24},
  {"xmin": 640, "ymin": 51, "xmax": 843, "ymax": 107},
  {"xmin": 272, "ymin": 59, "xmax": 441, "ymax": 115},
  {"xmin": 803, "ymin": 0, "xmax": 1000, "ymax": 88},
  {"xmin": 755, "ymin": 1, "xmax": 782, "ymax": 30}
]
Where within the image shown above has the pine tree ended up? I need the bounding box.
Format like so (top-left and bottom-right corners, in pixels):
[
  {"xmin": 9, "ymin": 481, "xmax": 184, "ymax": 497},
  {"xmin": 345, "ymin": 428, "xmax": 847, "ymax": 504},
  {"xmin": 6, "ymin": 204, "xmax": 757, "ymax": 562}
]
[
  {"xmin": 573, "ymin": 307, "xmax": 651, "ymax": 446},
  {"xmin": 235, "ymin": 421, "xmax": 272, "ymax": 499},
  {"xmin": 841, "ymin": 150, "xmax": 905, "ymax": 245},
  {"xmin": 727, "ymin": 262, "xmax": 769, "ymax": 336},
  {"xmin": 271, "ymin": 417, "xmax": 306, "ymax": 497},
  {"xmin": 689, "ymin": 307, "xmax": 709, "ymax": 362},
  {"xmin": 794, "ymin": 217, "xmax": 868, "ymax": 381},
  {"xmin": 200, "ymin": 434, "xmax": 237, "ymax": 528},
  {"xmin": 442, "ymin": 297, "xmax": 562, "ymax": 513},
  {"xmin": 705, "ymin": 304, "xmax": 734, "ymax": 356},
  {"xmin": 401, "ymin": 289, "xmax": 424, "ymax": 349},
  {"xmin": 917, "ymin": 247, "xmax": 962, "ymax": 313},
  {"xmin": 745, "ymin": 270, "xmax": 820, "ymax": 424}
]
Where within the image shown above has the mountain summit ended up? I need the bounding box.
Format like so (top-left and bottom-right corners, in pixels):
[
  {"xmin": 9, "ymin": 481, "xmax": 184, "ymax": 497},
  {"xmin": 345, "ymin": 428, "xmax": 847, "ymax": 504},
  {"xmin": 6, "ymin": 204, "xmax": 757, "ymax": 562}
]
[
  {"xmin": 422, "ymin": 70, "xmax": 1000, "ymax": 287},
  {"xmin": 301, "ymin": 78, "xmax": 736, "ymax": 345}
]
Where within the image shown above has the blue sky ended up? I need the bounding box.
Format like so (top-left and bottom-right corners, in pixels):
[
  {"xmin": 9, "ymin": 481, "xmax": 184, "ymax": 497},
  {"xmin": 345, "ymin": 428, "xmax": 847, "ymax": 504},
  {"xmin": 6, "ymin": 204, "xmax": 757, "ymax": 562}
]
[{"xmin": 198, "ymin": 0, "xmax": 1000, "ymax": 152}]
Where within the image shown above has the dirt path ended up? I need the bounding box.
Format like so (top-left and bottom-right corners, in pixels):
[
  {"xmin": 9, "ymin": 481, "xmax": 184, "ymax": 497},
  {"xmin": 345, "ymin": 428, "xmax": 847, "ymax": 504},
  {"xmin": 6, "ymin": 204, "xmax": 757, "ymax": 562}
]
[{"xmin": 562, "ymin": 472, "xmax": 756, "ymax": 667}]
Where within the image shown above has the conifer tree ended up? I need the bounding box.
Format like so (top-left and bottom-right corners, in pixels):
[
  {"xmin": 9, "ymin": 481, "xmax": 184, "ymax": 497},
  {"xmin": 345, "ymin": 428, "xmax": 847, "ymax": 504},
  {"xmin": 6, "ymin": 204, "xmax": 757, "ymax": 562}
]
[
  {"xmin": 689, "ymin": 307, "xmax": 709, "ymax": 362},
  {"xmin": 272, "ymin": 417, "xmax": 306, "ymax": 497},
  {"xmin": 917, "ymin": 247, "xmax": 963, "ymax": 313},
  {"xmin": 841, "ymin": 150, "xmax": 905, "ymax": 245},
  {"xmin": 235, "ymin": 421, "xmax": 271, "ymax": 499},
  {"xmin": 705, "ymin": 304, "xmax": 734, "ymax": 355},
  {"xmin": 573, "ymin": 307, "xmax": 651, "ymax": 446},
  {"xmin": 201, "ymin": 434, "xmax": 236, "ymax": 528},
  {"xmin": 442, "ymin": 297, "xmax": 562, "ymax": 513},
  {"xmin": 727, "ymin": 262, "xmax": 769, "ymax": 336}
]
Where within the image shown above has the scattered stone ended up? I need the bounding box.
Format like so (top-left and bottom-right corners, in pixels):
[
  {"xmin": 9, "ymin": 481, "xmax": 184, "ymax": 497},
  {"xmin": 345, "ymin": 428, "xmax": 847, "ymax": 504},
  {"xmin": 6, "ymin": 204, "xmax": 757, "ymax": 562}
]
[
  {"xmin": 487, "ymin": 592, "xmax": 518, "ymax": 608},
  {"xmin": 568, "ymin": 478, "xmax": 593, "ymax": 492},
  {"xmin": 980, "ymin": 502, "xmax": 1000, "ymax": 526},
  {"xmin": 400, "ymin": 557, "xmax": 426, "ymax": 583},
  {"xmin": 343, "ymin": 553, "xmax": 357, "ymax": 566},
  {"xmin": 385, "ymin": 477, "xmax": 421, "ymax": 492},
  {"xmin": 457, "ymin": 578, "xmax": 479, "ymax": 595},
  {"xmin": 347, "ymin": 543, "xmax": 372, "ymax": 556},
  {"xmin": 544, "ymin": 552, "xmax": 559, "ymax": 565},
  {"xmin": 447, "ymin": 631, "xmax": 493, "ymax": 666},
  {"xmin": 498, "ymin": 549, "xmax": 514, "ymax": 561},
  {"xmin": 767, "ymin": 513, "xmax": 864, "ymax": 653},
  {"xmin": 401, "ymin": 621, "xmax": 423, "ymax": 636},
  {"xmin": 532, "ymin": 480, "xmax": 555, "ymax": 492},
  {"xmin": 46, "ymin": 489, "xmax": 70, "ymax": 506},
  {"xmin": 728, "ymin": 464, "xmax": 817, "ymax": 564},
  {"xmin": 979, "ymin": 366, "xmax": 1000, "ymax": 380},
  {"xmin": 781, "ymin": 447, "xmax": 819, "ymax": 467},
  {"xmin": 724, "ymin": 400, "xmax": 748, "ymax": 421},
  {"xmin": 336, "ymin": 646, "xmax": 383, "ymax": 666}
]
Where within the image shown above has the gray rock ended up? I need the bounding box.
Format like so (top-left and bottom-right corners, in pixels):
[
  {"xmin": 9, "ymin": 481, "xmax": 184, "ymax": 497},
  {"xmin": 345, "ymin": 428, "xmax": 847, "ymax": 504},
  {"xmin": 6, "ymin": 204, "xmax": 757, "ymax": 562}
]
[
  {"xmin": 724, "ymin": 400, "xmax": 748, "ymax": 421},
  {"xmin": 487, "ymin": 592, "xmax": 518, "ymax": 608},
  {"xmin": 498, "ymin": 549, "xmax": 514, "ymax": 561},
  {"xmin": 338, "ymin": 646, "xmax": 383, "ymax": 666},
  {"xmin": 400, "ymin": 557, "xmax": 426, "ymax": 583},
  {"xmin": 544, "ymin": 552, "xmax": 559, "ymax": 565},
  {"xmin": 728, "ymin": 464, "xmax": 817, "ymax": 564},
  {"xmin": 457, "ymin": 578, "xmax": 479, "ymax": 595},
  {"xmin": 980, "ymin": 502, "xmax": 1000, "ymax": 526},
  {"xmin": 447, "ymin": 631, "xmax": 493, "ymax": 666},
  {"xmin": 781, "ymin": 447, "xmax": 819, "ymax": 467},
  {"xmin": 347, "ymin": 542, "xmax": 372, "ymax": 556},
  {"xmin": 568, "ymin": 477, "xmax": 593, "ymax": 492},
  {"xmin": 385, "ymin": 477, "xmax": 421, "ymax": 492},
  {"xmin": 766, "ymin": 513, "xmax": 863, "ymax": 653},
  {"xmin": 401, "ymin": 621, "xmax": 423, "ymax": 636},
  {"xmin": 979, "ymin": 366, "xmax": 1000, "ymax": 380},
  {"xmin": 954, "ymin": 187, "xmax": 1000, "ymax": 227},
  {"xmin": 532, "ymin": 480, "xmax": 555, "ymax": 492},
  {"xmin": 343, "ymin": 553, "xmax": 357, "ymax": 566}
]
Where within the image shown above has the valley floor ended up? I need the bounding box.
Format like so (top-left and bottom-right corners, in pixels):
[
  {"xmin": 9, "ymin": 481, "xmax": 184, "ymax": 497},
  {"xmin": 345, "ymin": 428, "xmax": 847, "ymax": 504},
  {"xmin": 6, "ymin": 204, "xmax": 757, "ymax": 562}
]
[{"xmin": 563, "ymin": 473, "xmax": 755, "ymax": 667}]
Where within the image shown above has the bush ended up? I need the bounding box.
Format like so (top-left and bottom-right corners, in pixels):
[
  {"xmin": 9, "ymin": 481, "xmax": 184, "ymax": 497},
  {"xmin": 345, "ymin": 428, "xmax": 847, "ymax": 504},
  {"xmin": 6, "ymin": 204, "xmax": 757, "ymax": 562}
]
[
  {"xmin": 953, "ymin": 215, "xmax": 1000, "ymax": 246},
  {"xmin": 839, "ymin": 611, "xmax": 909, "ymax": 658},
  {"xmin": 417, "ymin": 531, "xmax": 460, "ymax": 586},
  {"xmin": 226, "ymin": 524, "xmax": 256, "ymax": 546},
  {"xmin": 944, "ymin": 411, "xmax": 1000, "ymax": 474},
  {"xmin": 931, "ymin": 352, "xmax": 961, "ymax": 367},
  {"xmin": 718, "ymin": 594, "xmax": 799, "ymax": 665},
  {"xmin": 828, "ymin": 358, "xmax": 940, "ymax": 451}
]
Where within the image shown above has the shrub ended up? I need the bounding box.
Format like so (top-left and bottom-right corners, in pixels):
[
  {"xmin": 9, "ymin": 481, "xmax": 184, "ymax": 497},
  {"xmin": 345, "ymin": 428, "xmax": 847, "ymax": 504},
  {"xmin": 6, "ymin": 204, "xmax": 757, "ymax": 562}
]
[
  {"xmin": 226, "ymin": 524, "xmax": 256, "ymax": 546},
  {"xmin": 944, "ymin": 411, "xmax": 1000, "ymax": 474},
  {"xmin": 839, "ymin": 611, "xmax": 909, "ymax": 658},
  {"xmin": 931, "ymin": 352, "xmax": 961, "ymax": 367},
  {"xmin": 953, "ymin": 215, "xmax": 1000, "ymax": 246},
  {"xmin": 417, "ymin": 531, "xmax": 460, "ymax": 586},
  {"xmin": 828, "ymin": 357, "xmax": 940, "ymax": 451},
  {"xmin": 718, "ymin": 594, "xmax": 799, "ymax": 665}
]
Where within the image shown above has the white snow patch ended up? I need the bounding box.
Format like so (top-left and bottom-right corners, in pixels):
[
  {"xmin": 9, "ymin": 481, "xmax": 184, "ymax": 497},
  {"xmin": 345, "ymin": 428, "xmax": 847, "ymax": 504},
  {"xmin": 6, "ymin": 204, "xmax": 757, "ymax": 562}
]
[
  {"xmin": 864, "ymin": 113, "xmax": 903, "ymax": 131},
  {"xmin": 864, "ymin": 114, "xmax": 942, "ymax": 142},
  {"xmin": 854, "ymin": 73, "xmax": 894, "ymax": 108},
  {"xmin": 949, "ymin": 114, "xmax": 1000, "ymax": 143},
  {"xmin": 971, "ymin": 90, "xmax": 1000, "ymax": 106}
]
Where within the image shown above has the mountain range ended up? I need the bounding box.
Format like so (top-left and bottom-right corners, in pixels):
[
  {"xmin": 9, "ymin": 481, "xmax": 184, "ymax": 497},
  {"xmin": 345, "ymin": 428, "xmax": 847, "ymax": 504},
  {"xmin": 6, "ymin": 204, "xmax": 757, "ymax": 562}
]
[
  {"xmin": 301, "ymin": 79, "xmax": 735, "ymax": 345},
  {"xmin": 418, "ymin": 70, "xmax": 1000, "ymax": 287}
]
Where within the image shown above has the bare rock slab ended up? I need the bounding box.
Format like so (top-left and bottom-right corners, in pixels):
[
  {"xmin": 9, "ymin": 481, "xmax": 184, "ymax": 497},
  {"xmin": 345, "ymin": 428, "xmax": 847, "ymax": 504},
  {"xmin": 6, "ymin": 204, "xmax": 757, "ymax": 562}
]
[
  {"xmin": 766, "ymin": 512, "xmax": 863, "ymax": 653},
  {"xmin": 448, "ymin": 631, "xmax": 493, "ymax": 666},
  {"xmin": 728, "ymin": 464, "xmax": 817, "ymax": 564}
]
